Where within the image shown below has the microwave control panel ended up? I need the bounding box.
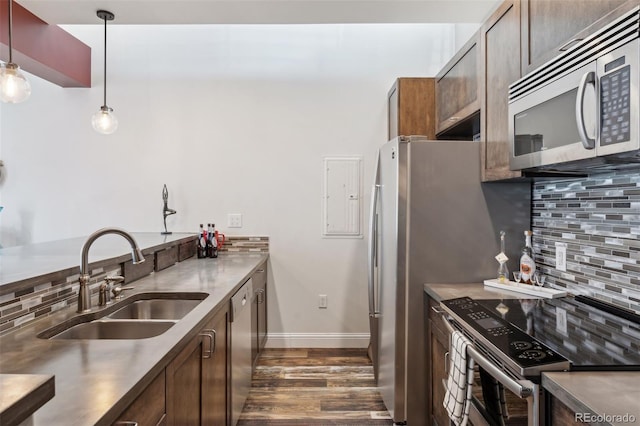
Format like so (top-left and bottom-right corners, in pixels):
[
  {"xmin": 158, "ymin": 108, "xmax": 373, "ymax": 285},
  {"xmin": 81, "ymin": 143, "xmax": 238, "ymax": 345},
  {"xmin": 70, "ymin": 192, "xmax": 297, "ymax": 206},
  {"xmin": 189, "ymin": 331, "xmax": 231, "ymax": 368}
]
[{"xmin": 600, "ymin": 64, "xmax": 631, "ymax": 146}]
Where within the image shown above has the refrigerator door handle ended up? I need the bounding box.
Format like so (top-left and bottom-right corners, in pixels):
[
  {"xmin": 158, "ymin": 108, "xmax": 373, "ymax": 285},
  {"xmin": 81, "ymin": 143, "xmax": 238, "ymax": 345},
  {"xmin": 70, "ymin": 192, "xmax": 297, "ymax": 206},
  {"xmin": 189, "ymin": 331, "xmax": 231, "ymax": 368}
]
[{"xmin": 368, "ymin": 180, "xmax": 381, "ymax": 317}]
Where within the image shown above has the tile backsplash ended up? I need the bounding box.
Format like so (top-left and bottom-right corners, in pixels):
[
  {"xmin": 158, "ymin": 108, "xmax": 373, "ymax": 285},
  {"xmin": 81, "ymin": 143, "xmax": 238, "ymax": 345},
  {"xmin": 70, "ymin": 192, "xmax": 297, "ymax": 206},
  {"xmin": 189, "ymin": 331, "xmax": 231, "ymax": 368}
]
[
  {"xmin": 0, "ymin": 266, "xmax": 121, "ymax": 335},
  {"xmin": 532, "ymin": 170, "xmax": 640, "ymax": 312}
]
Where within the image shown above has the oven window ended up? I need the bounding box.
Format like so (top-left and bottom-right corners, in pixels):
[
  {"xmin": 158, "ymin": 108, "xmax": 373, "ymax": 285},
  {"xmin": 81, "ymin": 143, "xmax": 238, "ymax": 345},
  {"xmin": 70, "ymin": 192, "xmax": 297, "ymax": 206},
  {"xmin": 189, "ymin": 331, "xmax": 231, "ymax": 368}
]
[
  {"xmin": 513, "ymin": 88, "xmax": 582, "ymax": 156},
  {"xmin": 472, "ymin": 367, "xmax": 530, "ymax": 425}
]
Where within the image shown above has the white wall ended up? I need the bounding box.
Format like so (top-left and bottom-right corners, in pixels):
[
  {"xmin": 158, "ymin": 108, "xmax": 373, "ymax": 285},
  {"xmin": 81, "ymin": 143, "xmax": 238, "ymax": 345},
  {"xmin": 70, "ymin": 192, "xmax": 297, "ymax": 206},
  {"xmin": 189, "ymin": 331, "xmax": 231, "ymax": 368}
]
[{"xmin": 0, "ymin": 23, "xmax": 456, "ymax": 346}]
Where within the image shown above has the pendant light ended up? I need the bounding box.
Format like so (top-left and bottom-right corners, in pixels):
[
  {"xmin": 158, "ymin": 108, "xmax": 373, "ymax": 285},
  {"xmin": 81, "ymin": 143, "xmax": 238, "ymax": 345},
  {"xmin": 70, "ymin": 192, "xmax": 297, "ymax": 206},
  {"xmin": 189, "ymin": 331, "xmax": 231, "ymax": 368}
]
[
  {"xmin": 91, "ymin": 10, "xmax": 118, "ymax": 134},
  {"xmin": 0, "ymin": 0, "xmax": 31, "ymax": 103}
]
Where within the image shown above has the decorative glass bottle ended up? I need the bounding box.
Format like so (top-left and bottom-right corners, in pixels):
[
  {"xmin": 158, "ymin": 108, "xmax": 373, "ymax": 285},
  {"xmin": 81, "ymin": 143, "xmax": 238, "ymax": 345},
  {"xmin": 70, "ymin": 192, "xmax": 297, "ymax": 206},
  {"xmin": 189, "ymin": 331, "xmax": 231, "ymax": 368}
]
[
  {"xmin": 497, "ymin": 230, "xmax": 509, "ymax": 283},
  {"xmin": 519, "ymin": 230, "xmax": 536, "ymax": 284}
]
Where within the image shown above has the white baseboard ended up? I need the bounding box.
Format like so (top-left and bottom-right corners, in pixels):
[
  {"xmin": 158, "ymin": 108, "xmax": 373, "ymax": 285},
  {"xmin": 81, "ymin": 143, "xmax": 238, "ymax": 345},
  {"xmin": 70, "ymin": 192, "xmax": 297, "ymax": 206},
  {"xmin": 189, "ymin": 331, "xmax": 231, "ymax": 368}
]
[{"xmin": 264, "ymin": 333, "xmax": 370, "ymax": 348}]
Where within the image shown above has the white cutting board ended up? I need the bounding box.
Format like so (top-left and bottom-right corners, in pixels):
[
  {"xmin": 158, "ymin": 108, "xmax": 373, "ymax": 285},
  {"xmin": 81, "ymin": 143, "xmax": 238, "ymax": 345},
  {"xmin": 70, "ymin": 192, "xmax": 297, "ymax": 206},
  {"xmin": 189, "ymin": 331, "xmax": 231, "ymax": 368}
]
[{"xmin": 484, "ymin": 279, "xmax": 567, "ymax": 298}]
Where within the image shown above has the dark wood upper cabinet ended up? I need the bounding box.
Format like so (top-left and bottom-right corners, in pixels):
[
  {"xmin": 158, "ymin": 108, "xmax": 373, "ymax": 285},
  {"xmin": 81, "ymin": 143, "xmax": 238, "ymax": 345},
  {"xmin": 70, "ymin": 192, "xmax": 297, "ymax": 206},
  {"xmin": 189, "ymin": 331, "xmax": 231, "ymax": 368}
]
[
  {"xmin": 435, "ymin": 32, "xmax": 481, "ymax": 136},
  {"xmin": 388, "ymin": 77, "xmax": 436, "ymax": 140},
  {"xmin": 481, "ymin": 0, "xmax": 523, "ymax": 181},
  {"xmin": 521, "ymin": 0, "xmax": 630, "ymax": 74}
]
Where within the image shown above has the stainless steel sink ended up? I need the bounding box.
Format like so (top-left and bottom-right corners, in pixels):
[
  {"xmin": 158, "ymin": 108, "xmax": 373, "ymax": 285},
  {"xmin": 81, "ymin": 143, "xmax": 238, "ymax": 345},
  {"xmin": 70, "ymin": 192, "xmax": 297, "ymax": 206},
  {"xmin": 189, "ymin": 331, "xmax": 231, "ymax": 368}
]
[
  {"xmin": 107, "ymin": 299, "xmax": 203, "ymax": 320},
  {"xmin": 37, "ymin": 292, "xmax": 208, "ymax": 340},
  {"xmin": 49, "ymin": 320, "xmax": 176, "ymax": 340}
]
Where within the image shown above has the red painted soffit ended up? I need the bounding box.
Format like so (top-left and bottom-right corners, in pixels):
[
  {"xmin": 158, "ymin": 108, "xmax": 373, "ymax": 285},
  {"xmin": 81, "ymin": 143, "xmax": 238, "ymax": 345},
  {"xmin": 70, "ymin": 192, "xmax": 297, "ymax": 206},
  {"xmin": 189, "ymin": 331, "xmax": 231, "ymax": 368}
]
[{"xmin": 0, "ymin": 0, "xmax": 91, "ymax": 88}]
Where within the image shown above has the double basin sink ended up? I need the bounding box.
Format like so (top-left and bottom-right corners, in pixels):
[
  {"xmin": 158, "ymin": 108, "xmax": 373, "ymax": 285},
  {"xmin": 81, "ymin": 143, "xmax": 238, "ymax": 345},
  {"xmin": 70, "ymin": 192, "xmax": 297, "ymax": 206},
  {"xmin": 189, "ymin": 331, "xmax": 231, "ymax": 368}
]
[{"xmin": 38, "ymin": 292, "xmax": 208, "ymax": 340}]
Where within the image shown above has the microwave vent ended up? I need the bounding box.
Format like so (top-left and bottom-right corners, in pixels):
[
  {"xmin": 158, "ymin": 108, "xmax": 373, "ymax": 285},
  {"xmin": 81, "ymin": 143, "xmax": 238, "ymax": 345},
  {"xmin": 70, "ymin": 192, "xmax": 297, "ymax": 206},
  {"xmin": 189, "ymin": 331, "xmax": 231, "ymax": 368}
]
[{"xmin": 509, "ymin": 6, "xmax": 639, "ymax": 102}]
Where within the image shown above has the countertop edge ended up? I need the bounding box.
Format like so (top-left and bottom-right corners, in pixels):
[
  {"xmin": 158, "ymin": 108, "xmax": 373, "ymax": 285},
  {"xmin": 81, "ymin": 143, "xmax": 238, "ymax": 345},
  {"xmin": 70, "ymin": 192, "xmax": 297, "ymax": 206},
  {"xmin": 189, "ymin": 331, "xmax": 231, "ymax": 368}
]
[
  {"xmin": 0, "ymin": 374, "xmax": 55, "ymax": 426},
  {"xmin": 541, "ymin": 373, "xmax": 613, "ymax": 426}
]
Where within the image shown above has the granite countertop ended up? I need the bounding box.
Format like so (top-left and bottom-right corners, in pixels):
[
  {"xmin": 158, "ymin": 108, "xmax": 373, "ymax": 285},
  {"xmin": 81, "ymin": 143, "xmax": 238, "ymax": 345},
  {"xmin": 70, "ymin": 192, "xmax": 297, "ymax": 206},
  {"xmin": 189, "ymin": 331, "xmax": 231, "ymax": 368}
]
[
  {"xmin": 425, "ymin": 282, "xmax": 640, "ymax": 425},
  {"xmin": 0, "ymin": 374, "xmax": 55, "ymax": 426},
  {"xmin": 0, "ymin": 253, "xmax": 268, "ymax": 426},
  {"xmin": 543, "ymin": 372, "xmax": 640, "ymax": 426},
  {"xmin": 0, "ymin": 232, "xmax": 196, "ymax": 294}
]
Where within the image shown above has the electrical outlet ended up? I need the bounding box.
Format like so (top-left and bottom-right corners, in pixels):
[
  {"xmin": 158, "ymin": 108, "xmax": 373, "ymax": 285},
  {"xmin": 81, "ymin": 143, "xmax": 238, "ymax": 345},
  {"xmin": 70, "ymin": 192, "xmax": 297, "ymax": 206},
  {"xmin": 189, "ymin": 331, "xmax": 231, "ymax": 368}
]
[
  {"xmin": 228, "ymin": 213, "xmax": 243, "ymax": 228},
  {"xmin": 556, "ymin": 308, "xmax": 567, "ymax": 334},
  {"xmin": 319, "ymin": 294, "xmax": 328, "ymax": 309},
  {"xmin": 556, "ymin": 242, "xmax": 567, "ymax": 272}
]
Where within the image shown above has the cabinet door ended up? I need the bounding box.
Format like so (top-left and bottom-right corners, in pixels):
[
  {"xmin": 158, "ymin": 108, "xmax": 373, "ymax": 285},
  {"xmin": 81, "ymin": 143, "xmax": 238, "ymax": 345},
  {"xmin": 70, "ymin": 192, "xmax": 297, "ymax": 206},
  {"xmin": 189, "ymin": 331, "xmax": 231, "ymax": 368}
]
[
  {"xmin": 430, "ymin": 326, "xmax": 450, "ymax": 426},
  {"xmin": 427, "ymin": 296, "xmax": 451, "ymax": 426},
  {"xmin": 388, "ymin": 78, "xmax": 436, "ymax": 140},
  {"xmin": 256, "ymin": 264, "xmax": 268, "ymax": 352},
  {"xmin": 252, "ymin": 263, "xmax": 268, "ymax": 369},
  {"xmin": 481, "ymin": 0, "xmax": 522, "ymax": 181},
  {"xmin": 202, "ymin": 307, "xmax": 229, "ymax": 426},
  {"xmin": 435, "ymin": 33, "xmax": 480, "ymax": 135},
  {"xmin": 521, "ymin": 0, "xmax": 629, "ymax": 74},
  {"xmin": 115, "ymin": 371, "xmax": 166, "ymax": 426},
  {"xmin": 166, "ymin": 336, "xmax": 203, "ymax": 426},
  {"xmin": 550, "ymin": 394, "xmax": 588, "ymax": 425}
]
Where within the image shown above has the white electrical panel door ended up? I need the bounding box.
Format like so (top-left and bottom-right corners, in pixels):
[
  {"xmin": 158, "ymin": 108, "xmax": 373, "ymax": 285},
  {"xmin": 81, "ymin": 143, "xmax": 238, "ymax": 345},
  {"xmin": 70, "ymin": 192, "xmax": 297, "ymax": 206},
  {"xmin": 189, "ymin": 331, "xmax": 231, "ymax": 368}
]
[{"xmin": 323, "ymin": 156, "xmax": 362, "ymax": 237}]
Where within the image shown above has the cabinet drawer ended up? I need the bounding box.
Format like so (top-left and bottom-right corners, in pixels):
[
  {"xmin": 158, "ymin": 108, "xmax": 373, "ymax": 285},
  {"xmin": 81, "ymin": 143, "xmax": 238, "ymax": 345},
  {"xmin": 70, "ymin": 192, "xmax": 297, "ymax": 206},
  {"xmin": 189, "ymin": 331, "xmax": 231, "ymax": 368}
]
[
  {"xmin": 428, "ymin": 297, "xmax": 450, "ymax": 346},
  {"xmin": 115, "ymin": 371, "xmax": 166, "ymax": 426},
  {"xmin": 178, "ymin": 241, "xmax": 196, "ymax": 262},
  {"xmin": 155, "ymin": 246, "xmax": 178, "ymax": 272},
  {"xmin": 123, "ymin": 255, "xmax": 155, "ymax": 284},
  {"xmin": 253, "ymin": 263, "xmax": 267, "ymax": 287}
]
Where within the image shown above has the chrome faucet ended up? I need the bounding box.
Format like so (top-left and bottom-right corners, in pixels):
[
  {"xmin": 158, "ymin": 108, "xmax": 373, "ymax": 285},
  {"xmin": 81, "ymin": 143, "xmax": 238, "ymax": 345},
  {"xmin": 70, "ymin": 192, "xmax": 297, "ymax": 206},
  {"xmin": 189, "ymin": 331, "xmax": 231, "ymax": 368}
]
[{"xmin": 77, "ymin": 228, "xmax": 145, "ymax": 313}]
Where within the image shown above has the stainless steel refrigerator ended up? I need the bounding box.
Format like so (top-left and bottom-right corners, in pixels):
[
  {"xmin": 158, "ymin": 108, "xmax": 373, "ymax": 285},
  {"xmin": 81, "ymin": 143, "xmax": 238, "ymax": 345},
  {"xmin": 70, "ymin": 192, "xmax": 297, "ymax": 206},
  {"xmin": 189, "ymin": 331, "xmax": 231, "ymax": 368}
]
[{"xmin": 367, "ymin": 136, "xmax": 530, "ymax": 424}]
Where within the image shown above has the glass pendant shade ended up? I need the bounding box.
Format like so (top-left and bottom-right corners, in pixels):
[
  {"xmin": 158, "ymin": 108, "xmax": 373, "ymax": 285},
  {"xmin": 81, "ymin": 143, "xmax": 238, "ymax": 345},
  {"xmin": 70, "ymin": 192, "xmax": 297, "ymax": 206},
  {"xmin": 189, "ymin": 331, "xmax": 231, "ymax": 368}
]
[
  {"xmin": 0, "ymin": 63, "xmax": 31, "ymax": 103},
  {"xmin": 93, "ymin": 10, "xmax": 117, "ymax": 135},
  {"xmin": 92, "ymin": 106, "xmax": 118, "ymax": 134},
  {"xmin": 1, "ymin": 0, "xmax": 31, "ymax": 104}
]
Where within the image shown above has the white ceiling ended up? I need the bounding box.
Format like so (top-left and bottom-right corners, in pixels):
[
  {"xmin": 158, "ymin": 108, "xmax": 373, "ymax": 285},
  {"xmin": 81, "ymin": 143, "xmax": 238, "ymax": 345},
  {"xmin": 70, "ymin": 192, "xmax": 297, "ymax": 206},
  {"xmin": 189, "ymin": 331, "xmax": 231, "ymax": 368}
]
[{"xmin": 19, "ymin": 0, "xmax": 501, "ymax": 25}]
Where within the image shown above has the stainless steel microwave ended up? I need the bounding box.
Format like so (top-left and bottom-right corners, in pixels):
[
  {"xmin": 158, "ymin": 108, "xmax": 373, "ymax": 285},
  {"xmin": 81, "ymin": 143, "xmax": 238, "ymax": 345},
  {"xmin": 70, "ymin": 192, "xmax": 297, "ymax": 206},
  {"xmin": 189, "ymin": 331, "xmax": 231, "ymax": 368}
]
[{"xmin": 508, "ymin": 7, "xmax": 640, "ymax": 172}]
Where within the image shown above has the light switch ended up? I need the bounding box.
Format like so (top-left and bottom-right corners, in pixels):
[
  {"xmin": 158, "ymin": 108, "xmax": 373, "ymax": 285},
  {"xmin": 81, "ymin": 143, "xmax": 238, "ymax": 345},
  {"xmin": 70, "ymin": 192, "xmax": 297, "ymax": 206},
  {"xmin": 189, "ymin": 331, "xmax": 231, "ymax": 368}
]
[{"xmin": 319, "ymin": 294, "xmax": 328, "ymax": 309}]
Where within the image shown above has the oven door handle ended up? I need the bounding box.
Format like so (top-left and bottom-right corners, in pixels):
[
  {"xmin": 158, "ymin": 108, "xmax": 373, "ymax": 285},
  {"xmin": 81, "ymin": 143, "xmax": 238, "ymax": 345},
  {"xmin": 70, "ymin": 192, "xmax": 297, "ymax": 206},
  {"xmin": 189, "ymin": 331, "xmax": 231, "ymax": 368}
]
[{"xmin": 439, "ymin": 312, "xmax": 535, "ymax": 399}]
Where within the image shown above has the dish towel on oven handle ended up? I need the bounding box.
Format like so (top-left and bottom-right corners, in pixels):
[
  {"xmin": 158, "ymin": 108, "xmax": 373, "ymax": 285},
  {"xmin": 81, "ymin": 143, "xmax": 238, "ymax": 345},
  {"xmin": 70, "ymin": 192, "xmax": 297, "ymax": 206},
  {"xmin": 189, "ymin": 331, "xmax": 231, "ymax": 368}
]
[{"xmin": 443, "ymin": 330, "xmax": 475, "ymax": 426}]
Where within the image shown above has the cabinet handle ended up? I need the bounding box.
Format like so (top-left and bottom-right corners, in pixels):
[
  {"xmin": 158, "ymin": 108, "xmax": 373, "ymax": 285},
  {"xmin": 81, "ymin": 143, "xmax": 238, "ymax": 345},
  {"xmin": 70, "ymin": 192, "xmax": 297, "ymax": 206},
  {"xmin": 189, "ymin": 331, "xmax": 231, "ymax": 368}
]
[
  {"xmin": 256, "ymin": 269, "xmax": 265, "ymax": 273},
  {"xmin": 444, "ymin": 351, "xmax": 450, "ymax": 375},
  {"xmin": 257, "ymin": 289, "xmax": 265, "ymax": 304},
  {"xmin": 431, "ymin": 305, "xmax": 445, "ymax": 314},
  {"xmin": 200, "ymin": 329, "xmax": 215, "ymax": 359},
  {"xmin": 448, "ymin": 117, "xmax": 460, "ymax": 122},
  {"xmin": 559, "ymin": 37, "xmax": 583, "ymax": 51},
  {"xmin": 115, "ymin": 422, "xmax": 138, "ymax": 426}
]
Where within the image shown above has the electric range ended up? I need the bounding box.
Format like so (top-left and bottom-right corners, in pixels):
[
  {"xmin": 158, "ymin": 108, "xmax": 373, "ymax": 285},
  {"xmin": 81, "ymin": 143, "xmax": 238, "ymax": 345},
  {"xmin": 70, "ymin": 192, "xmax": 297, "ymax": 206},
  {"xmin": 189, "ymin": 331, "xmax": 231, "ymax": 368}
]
[{"xmin": 440, "ymin": 295, "xmax": 640, "ymax": 379}]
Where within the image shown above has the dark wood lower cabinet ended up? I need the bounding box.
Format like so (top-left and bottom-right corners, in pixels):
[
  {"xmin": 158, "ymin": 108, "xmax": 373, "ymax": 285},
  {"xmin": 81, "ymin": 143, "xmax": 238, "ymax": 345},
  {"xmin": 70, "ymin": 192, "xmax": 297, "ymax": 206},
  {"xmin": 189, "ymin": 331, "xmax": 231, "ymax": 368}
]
[
  {"xmin": 549, "ymin": 394, "xmax": 587, "ymax": 426},
  {"xmin": 252, "ymin": 262, "xmax": 268, "ymax": 369},
  {"xmin": 115, "ymin": 371, "xmax": 166, "ymax": 426},
  {"xmin": 166, "ymin": 336, "xmax": 203, "ymax": 426},
  {"xmin": 202, "ymin": 307, "xmax": 229, "ymax": 426},
  {"xmin": 431, "ymin": 330, "xmax": 450, "ymax": 426},
  {"xmin": 426, "ymin": 295, "xmax": 452, "ymax": 426},
  {"xmin": 119, "ymin": 305, "xmax": 229, "ymax": 426}
]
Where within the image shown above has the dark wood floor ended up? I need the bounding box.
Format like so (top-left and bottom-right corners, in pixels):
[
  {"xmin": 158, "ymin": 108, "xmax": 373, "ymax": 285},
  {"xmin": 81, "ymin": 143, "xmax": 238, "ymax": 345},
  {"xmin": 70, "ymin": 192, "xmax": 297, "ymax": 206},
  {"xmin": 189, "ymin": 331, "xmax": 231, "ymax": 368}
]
[{"xmin": 238, "ymin": 348, "xmax": 393, "ymax": 425}]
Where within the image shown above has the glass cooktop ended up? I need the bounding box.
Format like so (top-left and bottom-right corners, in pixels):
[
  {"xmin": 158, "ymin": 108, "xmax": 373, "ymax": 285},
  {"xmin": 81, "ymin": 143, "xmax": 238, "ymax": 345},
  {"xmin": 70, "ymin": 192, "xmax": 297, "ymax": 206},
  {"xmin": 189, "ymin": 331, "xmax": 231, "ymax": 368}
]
[{"xmin": 475, "ymin": 297, "xmax": 640, "ymax": 370}]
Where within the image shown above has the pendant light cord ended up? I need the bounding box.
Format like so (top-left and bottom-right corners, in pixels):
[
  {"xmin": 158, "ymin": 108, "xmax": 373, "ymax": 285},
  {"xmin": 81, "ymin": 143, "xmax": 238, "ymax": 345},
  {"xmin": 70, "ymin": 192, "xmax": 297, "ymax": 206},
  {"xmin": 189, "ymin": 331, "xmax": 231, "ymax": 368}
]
[
  {"xmin": 102, "ymin": 13, "xmax": 107, "ymax": 107},
  {"xmin": 7, "ymin": 0, "xmax": 13, "ymax": 63}
]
